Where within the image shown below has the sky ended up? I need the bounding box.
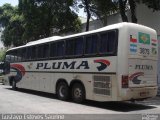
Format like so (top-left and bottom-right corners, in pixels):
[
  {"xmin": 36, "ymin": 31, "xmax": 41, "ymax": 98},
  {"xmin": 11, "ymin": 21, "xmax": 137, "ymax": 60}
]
[{"xmin": 0, "ymin": 0, "xmax": 18, "ymax": 6}]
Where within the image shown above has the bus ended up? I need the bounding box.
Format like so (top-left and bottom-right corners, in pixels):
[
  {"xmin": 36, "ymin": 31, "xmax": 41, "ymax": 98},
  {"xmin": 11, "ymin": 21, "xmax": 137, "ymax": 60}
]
[{"xmin": 0, "ymin": 22, "xmax": 158, "ymax": 103}]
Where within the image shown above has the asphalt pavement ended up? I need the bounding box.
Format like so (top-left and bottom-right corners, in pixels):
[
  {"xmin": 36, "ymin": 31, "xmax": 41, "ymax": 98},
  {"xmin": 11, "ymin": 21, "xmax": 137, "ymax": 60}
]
[{"xmin": 0, "ymin": 83, "xmax": 160, "ymax": 120}]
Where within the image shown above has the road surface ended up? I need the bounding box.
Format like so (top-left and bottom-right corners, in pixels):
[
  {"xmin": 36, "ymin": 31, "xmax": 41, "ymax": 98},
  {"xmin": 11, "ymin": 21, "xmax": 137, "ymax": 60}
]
[{"xmin": 0, "ymin": 84, "xmax": 160, "ymax": 120}]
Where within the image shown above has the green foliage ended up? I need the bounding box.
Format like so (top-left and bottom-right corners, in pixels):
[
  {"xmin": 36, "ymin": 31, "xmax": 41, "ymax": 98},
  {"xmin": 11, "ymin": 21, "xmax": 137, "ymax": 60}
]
[
  {"xmin": 118, "ymin": 0, "xmax": 160, "ymax": 23},
  {"xmin": 1, "ymin": 0, "xmax": 159, "ymax": 47},
  {"xmin": 91, "ymin": 0, "xmax": 117, "ymax": 25},
  {"xmin": 73, "ymin": 0, "xmax": 117, "ymax": 30},
  {"xmin": 0, "ymin": 4, "xmax": 14, "ymax": 27},
  {"xmin": 0, "ymin": 49, "xmax": 6, "ymax": 61},
  {"xmin": 0, "ymin": 1, "xmax": 81, "ymax": 47},
  {"xmin": 18, "ymin": 0, "xmax": 81, "ymax": 43},
  {"xmin": 0, "ymin": 4, "xmax": 25, "ymax": 47},
  {"xmin": 141, "ymin": 0, "xmax": 160, "ymax": 11}
]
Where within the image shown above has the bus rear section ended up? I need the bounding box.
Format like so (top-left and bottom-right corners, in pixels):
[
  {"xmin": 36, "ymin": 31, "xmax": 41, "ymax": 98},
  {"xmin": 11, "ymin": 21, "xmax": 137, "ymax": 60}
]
[{"xmin": 119, "ymin": 24, "xmax": 158, "ymax": 101}]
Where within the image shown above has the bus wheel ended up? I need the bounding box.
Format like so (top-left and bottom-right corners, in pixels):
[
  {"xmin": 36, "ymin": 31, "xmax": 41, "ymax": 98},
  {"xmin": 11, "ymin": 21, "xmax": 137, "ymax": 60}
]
[
  {"xmin": 56, "ymin": 82, "xmax": 69, "ymax": 101},
  {"xmin": 12, "ymin": 79, "xmax": 17, "ymax": 90},
  {"xmin": 71, "ymin": 83, "xmax": 85, "ymax": 103}
]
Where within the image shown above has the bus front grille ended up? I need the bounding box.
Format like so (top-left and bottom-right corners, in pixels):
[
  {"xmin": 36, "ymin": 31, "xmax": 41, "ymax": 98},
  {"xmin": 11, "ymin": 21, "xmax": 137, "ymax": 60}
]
[{"xmin": 93, "ymin": 76, "xmax": 111, "ymax": 96}]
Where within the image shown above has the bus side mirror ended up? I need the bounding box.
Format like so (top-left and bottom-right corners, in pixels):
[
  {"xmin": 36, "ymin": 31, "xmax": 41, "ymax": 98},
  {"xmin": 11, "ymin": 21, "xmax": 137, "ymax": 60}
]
[
  {"xmin": 0, "ymin": 62, "xmax": 4, "ymax": 75},
  {"xmin": 3, "ymin": 61, "xmax": 10, "ymax": 75},
  {"xmin": 0, "ymin": 62, "xmax": 3, "ymax": 69}
]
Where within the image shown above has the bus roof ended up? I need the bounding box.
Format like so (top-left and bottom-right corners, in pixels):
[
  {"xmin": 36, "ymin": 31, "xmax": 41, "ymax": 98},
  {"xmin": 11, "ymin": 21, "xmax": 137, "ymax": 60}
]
[{"xmin": 7, "ymin": 22, "xmax": 156, "ymax": 51}]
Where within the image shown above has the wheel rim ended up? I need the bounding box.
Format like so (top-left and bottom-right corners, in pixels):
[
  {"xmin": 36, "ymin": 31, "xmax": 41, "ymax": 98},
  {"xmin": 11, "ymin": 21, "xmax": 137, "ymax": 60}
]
[
  {"xmin": 74, "ymin": 88, "xmax": 82, "ymax": 99},
  {"xmin": 59, "ymin": 86, "xmax": 66, "ymax": 98}
]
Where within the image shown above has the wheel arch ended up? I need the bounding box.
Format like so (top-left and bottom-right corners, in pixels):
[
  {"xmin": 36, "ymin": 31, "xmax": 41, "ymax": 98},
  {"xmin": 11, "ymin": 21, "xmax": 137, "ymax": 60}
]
[
  {"xmin": 70, "ymin": 79, "xmax": 86, "ymax": 97},
  {"xmin": 55, "ymin": 78, "xmax": 69, "ymax": 92}
]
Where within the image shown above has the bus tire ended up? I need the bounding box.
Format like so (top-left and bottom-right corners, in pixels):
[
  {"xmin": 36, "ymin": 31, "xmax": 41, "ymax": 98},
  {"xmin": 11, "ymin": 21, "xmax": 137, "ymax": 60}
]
[
  {"xmin": 56, "ymin": 82, "xmax": 69, "ymax": 101},
  {"xmin": 71, "ymin": 83, "xmax": 85, "ymax": 103},
  {"xmin": 12, "ymin": 79, "xmax": 17, "ymax": 90}
]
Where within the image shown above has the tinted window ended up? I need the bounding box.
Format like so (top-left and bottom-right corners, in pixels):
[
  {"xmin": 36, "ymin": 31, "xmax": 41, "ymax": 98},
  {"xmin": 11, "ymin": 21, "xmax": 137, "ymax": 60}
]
[
  {"xmin": 17, "ymin": 49, "xmax": 22, "ymax": 62},
  {"xmin": 22, "ymin": 48, "xmax": 26, "ymax": 61},
  {"xmin": 50, "ymin": 41, "xmax": 64, "ymax": 57},
  {"xmin": 57, "ymin": 41, "xmax": 64, "ymax": 57},
  {"xmin": 75, "ymin": 37, "xmax": 83, "ymax": 55},
  {"xmin": 100, "ymin": 33, "xmax": 108, "ymax": 53},
  {"xmin": 66, "ymin": 40, "xmax": 75, "ymax": 55},
  {"xmin": 66, "ymin": 37, "xmax": 83, "ymax": 56},
  {"xmin": 26, "ymin": 47, "xmax": 32, "ymax": 60},
  {"xmin": 31, "ymin": 46, "xmax": 37, "ymax": 59},
  {"xmin": 6, "ymin": 50, "xmax": 16, "ymax": 63},
  {"xmin": 66, "ymin": 39, "xmax": 75, "ymax": 56},
  {"xmin": 37, "ymin": 44, "xmax": 49, "ymax": 59},
  {"xmin": 5, "ymin": 52, "xmax": 11, "ymax": 62},
  {"xmin": 50, "ymin": 43, "xmax": 57, "ymax": 57},
  {"xmin": 44, "ymin": 44, "xmax": 49, "ymax": 58},
  {"xmin": 99, "ymin": 31, "xmax": 117, "ymax": 54},
  {"xmin": 108, "ymin": 31, "xmax": 116, "ymax": 52},
  {"xmin": 5, "ymin": 55, "xmax": 11, "ymax": 62},
  {"xmin": 85, "ymin": 34, "xmax": 98, "ymax": 55}
]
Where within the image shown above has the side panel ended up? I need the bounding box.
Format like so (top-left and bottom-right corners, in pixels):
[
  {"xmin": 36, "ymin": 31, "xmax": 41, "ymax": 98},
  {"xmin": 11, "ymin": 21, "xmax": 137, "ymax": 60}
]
[
  {"xmin": 129, "ymin": 59, "xmax": 157, "ymax": 87},
  {"xmin": 8, "ymin": 56, "xmax": 118, "ymax": 101}
]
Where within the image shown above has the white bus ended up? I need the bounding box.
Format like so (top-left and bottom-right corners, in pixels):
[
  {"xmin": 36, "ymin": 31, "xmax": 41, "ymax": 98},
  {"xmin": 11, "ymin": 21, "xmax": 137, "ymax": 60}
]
[{"xmin": 1, "ymin": 22, "xmax": 158, "ymax": 103}]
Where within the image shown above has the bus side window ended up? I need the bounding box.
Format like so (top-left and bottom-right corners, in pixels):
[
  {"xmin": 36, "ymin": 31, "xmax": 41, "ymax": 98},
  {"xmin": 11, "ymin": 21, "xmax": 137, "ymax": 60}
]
[
  {"xmin": 99, "ymin": 33, "xmax": 108, "ymax": 54},
  {"xmin": 107, "ymin": 31, "xmax": 116, "ymax": 53},
  {"xmin": 57, "ymin": 41, "xmax": 64, "ymax": 57},
  {"xmin": 5, "ymin": 55, "xmax": 11, "ymax": 62},
  {"xmin": 66, "ymin": 37, "xmax": 83, "ymax": 56},
  {"xmin": 13, "ymin": 50, "xmax": 18, "ymax": 62},
  {"xmin": 10, "ymin": 51, "xmax": 15, "ymax": 63},
  {"xmin": 44, "ymin": 44, "xmax": 49, "ymax": 58},
  {"xmin": 37, "ymin": 44, "xmax": 49, "ymax": 59},
  {"xmin": 50, "ymin": 43, "xmax": 57, "ymax": 58},
  {"xmin": 21, "ymin": 48, "xmax": 26, "ymax": 61},
  {"xmin": 26, "ymin": 47, "xmax": 32, "ymax": 60},
  {"xmin": 17, "ymin": 49, "xmax": 22, "ymax": 62},
  {"xmin": 37, "ymin": 45, "xmax": 43, "ymax": 59},
  {"xmin": 31, "ymin": 46, "xmax": 37, "ymax": 60},
  {"xmin": 66, "ymin": 39, "xmax": 75, "ymax": 56},
  {"xmin": 75, "ymin": 37, "xmax": 83, "ymax": 56},
  {"xmin": 99, "ymin": 31, "xmax": 116, "ymax": 54},
  {"xmin": 85, "ymin": 34, "xmax": 98, "ymax": 55}
]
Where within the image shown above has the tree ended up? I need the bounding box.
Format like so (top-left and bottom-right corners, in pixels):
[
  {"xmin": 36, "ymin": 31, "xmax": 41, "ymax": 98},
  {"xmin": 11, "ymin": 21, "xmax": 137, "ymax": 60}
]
[
  {"xmin": 0, "ymin": 4, "xmax": 25, "ymax": 47},
  {"xmin": 0, "ymin": 4, "xmax": 14, "ymax": 27},
  {"xmin": 73, "ymin": 0, "xmax": 91, "ymax": 31},
  {"xmin": 141, "ymin": 0, "xmax": 160, "ymax": 11},
  {"xmin": 118, "ymin": 0, "xmax": 129, "ymax": 22},
  {"xmin": 0, "ymin": 1, "xmax": 81, "ymax": 47},
  {"xmin": 74, "ymin": 0, "xmax": 117, "ymax": 30},
  {"xmin": 83, "ymin": 0, "xmax": 90, "ymax": 31},
  {"xmin": 118, "ymin": 0, "xmax": 160, "ymax": 23},
  {"xmin": 91, "ymin": 0, "xmax": 117, "ymax": 26},
  {"xmin": 19, "ymin": 0, "xmax": 81, "ymax": 43},
  {"xmin": 128, "ymin": 0, "xmax": 137, "ymax": 23},
  {"xmin": 0, "ymin": 49, "xmax": 6, "ymax": 61}
]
